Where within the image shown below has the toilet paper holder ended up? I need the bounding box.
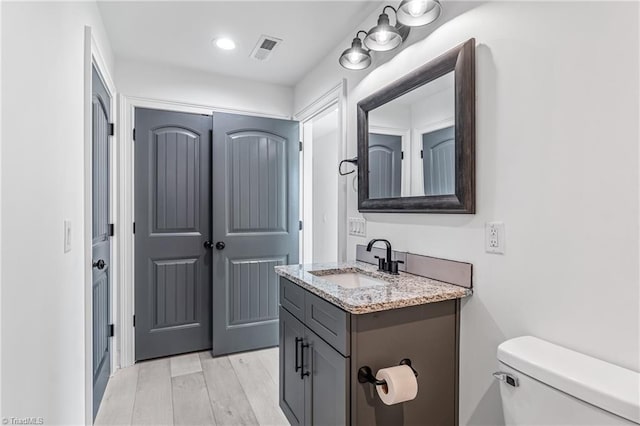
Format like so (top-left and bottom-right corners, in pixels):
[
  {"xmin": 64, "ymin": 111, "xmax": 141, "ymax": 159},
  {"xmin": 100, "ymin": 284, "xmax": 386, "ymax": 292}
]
[{"xmin": 358, "ymin": 359, "xmax": 419, "ymax": 386}]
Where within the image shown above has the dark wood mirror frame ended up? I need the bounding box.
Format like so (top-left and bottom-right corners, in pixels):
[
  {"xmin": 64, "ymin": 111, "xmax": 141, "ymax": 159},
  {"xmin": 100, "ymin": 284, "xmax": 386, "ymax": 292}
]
[{"xmin": 357, "ymin": 38, "xmax": 476, "ymax": 213}]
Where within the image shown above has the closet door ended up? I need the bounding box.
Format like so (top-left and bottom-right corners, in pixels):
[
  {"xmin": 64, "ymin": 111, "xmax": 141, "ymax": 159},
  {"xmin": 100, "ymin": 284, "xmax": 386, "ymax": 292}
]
[
  {"xmin": 134, "ymin": 108, "xmax": 213, "ymax": 361},
  {"xmin": 211, "ymin": 112, "xmax": 299, "ymax": 355}
]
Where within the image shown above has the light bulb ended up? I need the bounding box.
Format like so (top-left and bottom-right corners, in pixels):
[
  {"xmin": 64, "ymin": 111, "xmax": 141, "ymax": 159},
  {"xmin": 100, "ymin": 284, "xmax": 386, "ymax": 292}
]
[
  {"xmin": 376, "ymin": 30, "xmax": 391, "ymax": 45},
  {"xmin": 347, "ymin": 52, "xmax": 360, "ymax": 64},
  {"xmin": 408, "ymin": 0, "xmax": 429, "ymax": 17}
]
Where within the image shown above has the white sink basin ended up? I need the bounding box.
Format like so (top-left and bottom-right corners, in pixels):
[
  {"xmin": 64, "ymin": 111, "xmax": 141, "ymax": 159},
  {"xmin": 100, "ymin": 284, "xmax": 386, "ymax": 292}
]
[{"xmin": 316, "ymin": 272, "xmax": 386, "ymax": 289}]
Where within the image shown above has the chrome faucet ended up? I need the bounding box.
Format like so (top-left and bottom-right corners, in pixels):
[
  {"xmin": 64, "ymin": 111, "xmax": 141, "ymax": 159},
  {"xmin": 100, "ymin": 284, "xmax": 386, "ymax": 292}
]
[{"xmin": 366, "ymin": 239, "xmax": 403, "ymax": 274}]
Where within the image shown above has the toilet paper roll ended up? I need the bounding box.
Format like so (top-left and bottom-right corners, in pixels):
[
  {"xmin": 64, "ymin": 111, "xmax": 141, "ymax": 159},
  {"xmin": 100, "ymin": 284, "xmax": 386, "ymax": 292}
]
[{"xmin": 375, "ymin": 365, "xmax": 418, "ymax": 405}]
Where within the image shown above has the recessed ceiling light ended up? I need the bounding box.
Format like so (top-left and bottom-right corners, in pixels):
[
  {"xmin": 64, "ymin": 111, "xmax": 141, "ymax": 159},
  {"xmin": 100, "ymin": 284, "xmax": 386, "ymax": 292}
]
[{"xmin": 214, "ymin": 37, "xmax": 236, "ymax": 50}]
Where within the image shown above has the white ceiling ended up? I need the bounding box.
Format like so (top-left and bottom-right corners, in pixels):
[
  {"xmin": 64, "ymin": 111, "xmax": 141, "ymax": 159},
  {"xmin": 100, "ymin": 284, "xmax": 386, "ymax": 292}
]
[{"xmin": 98, "ymin": 1, "xmax": 383, "ymax": 87}]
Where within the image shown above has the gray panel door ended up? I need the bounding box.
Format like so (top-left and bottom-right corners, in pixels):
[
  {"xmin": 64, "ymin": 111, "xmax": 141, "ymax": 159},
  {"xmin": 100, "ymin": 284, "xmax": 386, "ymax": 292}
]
[
  {"xmin": 91, "ymin": 65, "xmax": 111, "ymax": 418},
  {"xmin": 304, "ymin": 328, "xmax": 349, "ymax": 426},
  {"xmin": 135, "ymin": 108, "xmax": 213, "ymax": 361},
  {"xmin": 369, "ymin": 133, "xmax": 402, "ymax": 198},
  {"xmin": 212, "ymin": 112, "xmax": 299, "ymax": 355},
  {"xmin": 422, "ymin": 126, "xmax": 455, "ymax": 196},
  {"xmin": 279, "ymin": 307, "xmax": 306, "ymax": 426}
]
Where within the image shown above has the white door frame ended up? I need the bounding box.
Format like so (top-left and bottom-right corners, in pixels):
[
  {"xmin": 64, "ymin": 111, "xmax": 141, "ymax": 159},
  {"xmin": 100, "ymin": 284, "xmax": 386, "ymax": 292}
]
[
  {"xmin": 294, "ymin": 80, "xmax": 348, "ymax": 263},
  {"xmin": 84, "ymin": 26, "xmax": 118, "ymax": 424},
  {"xmin": 117, "ymin": 95, "xmax": 291, "ymax": 368}
]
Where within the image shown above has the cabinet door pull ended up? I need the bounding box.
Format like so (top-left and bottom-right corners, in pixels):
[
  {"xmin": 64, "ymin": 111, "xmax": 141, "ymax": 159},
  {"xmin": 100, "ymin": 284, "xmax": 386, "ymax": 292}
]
[
  {"xmin": 300, "ymin": 341, "xmax": 310, "ymax": 379},
  {"xmin": 295, "ymin": 337, "xmax": 302, "ymax": 372}
]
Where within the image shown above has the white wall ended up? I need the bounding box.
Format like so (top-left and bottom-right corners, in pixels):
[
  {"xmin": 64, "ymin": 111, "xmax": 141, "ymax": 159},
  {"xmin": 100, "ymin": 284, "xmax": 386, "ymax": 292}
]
[
  {"xmin": 409, "ymin": 84, "xmax": 454, "ymax": 130},
  {"xmin": 369, "ymin": 101, "xmax": 411, "ymax": 129},
  {"xmin": 294, "ymin": 2, "xmax": 640, "ymax": 424},
  {"xmin": 1, "ymin": 2, "xmax": 114, "ymax": 424},
  {"xmin": 0, "ymin": 0, "xmax": 3, "ymax": 417},
  {"xmin": 116, "ymin": 58, "xmax": 293, "ymax": 118}
]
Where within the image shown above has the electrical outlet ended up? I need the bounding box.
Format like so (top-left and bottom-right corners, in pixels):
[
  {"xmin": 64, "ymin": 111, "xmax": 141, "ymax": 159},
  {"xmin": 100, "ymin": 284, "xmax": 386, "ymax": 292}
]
[
  {"xmin": 64, "ymin": 220, "xmax": 72, "ymax": 253},
  {"xmin": 348, "ymin": 217, "xmax": 366, "ymax": 237},
  {"xmin": 485, "ymin": 221, "xmax": 505, "ymax": 254}
]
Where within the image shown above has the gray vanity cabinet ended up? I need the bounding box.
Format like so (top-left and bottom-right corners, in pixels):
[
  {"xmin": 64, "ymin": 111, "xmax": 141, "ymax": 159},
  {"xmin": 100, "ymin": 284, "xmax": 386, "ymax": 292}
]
[{"xmin": 279, "ymin": 277, "xmax": 460, "ymax": 426}]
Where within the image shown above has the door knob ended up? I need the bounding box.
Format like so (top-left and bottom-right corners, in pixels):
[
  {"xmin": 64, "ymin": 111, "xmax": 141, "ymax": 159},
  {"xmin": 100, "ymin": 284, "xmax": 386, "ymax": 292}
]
[
  {"xmin": 203, "ymin": 241, "xmax": 214, "ymax": 249},
  {"xmin": 215, "ymin": 241, "xmax": 226, "ymax": 250},
  {"xmin": 93, "ymin": 259, "xmax": 106, "ymax": 270}
]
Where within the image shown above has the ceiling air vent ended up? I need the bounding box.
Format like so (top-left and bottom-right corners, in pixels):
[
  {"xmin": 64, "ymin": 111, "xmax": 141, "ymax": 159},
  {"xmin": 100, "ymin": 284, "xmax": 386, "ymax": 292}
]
[{"xmin": 250, "ymin": 35, "xmax": 282, "ymax": 61}]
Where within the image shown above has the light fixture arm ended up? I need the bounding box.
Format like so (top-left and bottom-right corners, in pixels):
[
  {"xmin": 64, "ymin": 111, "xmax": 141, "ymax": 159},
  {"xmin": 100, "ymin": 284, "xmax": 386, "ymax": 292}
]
[
  {"xmin": 356, "ymin": 30, "xmax": 368, "ymax": 40},
  {"xmin": 383, "ymin": 5, "xmax": 397, "ymax": 15},
  {"xmin": 382, "ymin": 5, "xmax": 398, "ymax": 24}
]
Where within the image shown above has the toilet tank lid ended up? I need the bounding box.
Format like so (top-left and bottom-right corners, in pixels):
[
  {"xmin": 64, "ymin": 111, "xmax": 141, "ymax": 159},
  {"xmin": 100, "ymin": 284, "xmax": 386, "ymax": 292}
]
[{"xmin": 497, "ymin": 336, "xmax": 640, "ymax": 424}]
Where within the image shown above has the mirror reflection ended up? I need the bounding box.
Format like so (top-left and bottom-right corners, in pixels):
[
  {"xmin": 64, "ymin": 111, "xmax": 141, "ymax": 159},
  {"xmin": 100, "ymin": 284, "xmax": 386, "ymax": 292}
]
[{"xmin": 368, "ymin": 71, "xmax": 455, "ymax": 199}]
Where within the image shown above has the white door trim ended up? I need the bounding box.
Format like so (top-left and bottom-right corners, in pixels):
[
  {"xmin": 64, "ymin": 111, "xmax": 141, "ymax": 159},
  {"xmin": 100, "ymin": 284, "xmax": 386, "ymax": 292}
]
[
  {"xmin": 294, "ymin": 80, "xmax": 348, "ymax": 262},
  {"xmin": 85, "ymin": 25, "xmax": 118, "ymax": 424},
  {"xmin": 118, "ymin": 95, "xmax": 292, "ymax": 368}
]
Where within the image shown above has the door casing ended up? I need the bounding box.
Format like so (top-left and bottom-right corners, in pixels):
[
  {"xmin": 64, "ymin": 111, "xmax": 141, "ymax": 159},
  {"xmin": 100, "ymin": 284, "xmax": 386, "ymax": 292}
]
[
  {"xmin": 117, "ymin": 83, "xmax": 346, "ymax": 368},
  {"xmin": 294, "ymin": 80, "xmax": 348, "ymax": 264}
]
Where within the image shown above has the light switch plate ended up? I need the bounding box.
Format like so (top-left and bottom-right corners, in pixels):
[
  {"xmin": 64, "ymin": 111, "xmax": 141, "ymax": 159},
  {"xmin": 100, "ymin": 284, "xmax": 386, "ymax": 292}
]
[
  {"xmin": 485, "ymin": 221, "xmax": 505, "ymax": 254},
  {"xmin": 64, "ymin": 220, "xmax": 72, "ymax": 253},
  {"xmin": 348, "ymin": 217, "xmax": 366, "ymax": 237}
]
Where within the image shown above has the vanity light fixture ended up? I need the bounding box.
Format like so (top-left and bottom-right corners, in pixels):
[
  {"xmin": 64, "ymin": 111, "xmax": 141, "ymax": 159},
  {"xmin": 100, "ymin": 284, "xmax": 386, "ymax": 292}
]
[
  {"xmin": 364, "ymin": 6, "xmax": 403, "ymax": 52},
  {"xmin": 339, "ymin": 31, "xmax": 372, "ymax": 70},
  {"xmin": 338, "ymin": 1, "xmax": 441, "ymax": 70},
  {"xmin": 396, "ymin": 0, "xmax": 442, "ymax": 27}
]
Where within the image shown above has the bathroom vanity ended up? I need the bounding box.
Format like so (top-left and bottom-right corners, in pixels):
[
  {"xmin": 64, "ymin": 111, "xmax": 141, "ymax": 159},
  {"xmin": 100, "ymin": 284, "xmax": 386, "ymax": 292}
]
[{"xmin": 275, "ymin": 256, "xmax": 472, "ymax": 426}]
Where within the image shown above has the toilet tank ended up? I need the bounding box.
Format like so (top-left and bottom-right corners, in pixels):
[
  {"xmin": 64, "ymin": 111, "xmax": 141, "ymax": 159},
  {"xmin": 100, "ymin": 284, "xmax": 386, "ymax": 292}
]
[{"xmin": 496, "ymin": 336, "xmax": 640, "ymax": 425}]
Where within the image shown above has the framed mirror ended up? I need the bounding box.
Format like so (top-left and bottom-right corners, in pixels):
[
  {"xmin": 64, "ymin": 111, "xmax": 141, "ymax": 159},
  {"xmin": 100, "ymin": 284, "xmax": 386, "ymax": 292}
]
[{"xmin": 357, "ymin": 38, "xmax": 475, "ymax": 213}]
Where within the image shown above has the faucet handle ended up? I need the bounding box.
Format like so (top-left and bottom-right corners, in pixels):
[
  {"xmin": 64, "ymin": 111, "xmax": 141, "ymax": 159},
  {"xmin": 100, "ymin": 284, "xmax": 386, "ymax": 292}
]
[
  {"xmin": 388, "ymin": 259, "xmax": 404, "ymax": 275},
  {"xmin": 374, "ymin": 255, "xmax": 387, "ymax": 271}
]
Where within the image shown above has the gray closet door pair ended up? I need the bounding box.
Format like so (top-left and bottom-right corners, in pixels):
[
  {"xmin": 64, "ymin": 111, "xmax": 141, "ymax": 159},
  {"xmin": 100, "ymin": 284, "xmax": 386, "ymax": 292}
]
[{"xmin": 135, "ymin": 109, "xmax": 299, "ymax": 360}]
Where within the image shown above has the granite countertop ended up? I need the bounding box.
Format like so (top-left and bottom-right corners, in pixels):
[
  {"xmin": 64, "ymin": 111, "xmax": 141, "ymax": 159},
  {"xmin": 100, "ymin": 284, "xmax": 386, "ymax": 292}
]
[{"xmin": 274, "ymin": 261, "xmax": 472, "ymax": 314}]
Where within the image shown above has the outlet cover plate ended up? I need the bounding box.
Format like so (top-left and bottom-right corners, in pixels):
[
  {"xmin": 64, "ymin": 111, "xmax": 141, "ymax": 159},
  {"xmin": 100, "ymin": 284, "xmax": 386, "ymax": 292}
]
[
  {"xmin": 348, "ymin": 217, "xmax": 366, "ymax": 237},
  {"xmin": 485, "ymin": 221, "xmax": 505, "ymax": 254}
]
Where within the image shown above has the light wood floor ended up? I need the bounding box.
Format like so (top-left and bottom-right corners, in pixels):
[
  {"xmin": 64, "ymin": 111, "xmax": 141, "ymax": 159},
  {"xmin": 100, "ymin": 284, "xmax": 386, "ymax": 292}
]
[{"xmin": 95, "ymin": 347, "xmax": 289, "ymax": 426}]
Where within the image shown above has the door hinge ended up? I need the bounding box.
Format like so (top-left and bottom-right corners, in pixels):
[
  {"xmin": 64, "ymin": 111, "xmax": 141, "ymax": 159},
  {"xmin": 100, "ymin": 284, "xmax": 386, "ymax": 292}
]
[
  {"xmin": 133, "ymin": 315, "xmax": 136, "ymax": 327},
  {"xmin": 401, "ymin": 151, "xmax": 404, "ymax": 160},
  {"xmin": 420, "ymin": 150, "xmax": 424, "ymax": 159},
  {"xmin": 108, "ymin": 324, "xmax": 114, "ymax": 337},
  {"xmin": 133, "ymin": 222, "xmax": 136, "ymax": 234},
  {"xmin": 133, "ymin": 128, "xmax": 136, "ymax": 141},
  {"xmin": 108, "ymin": 123, "xmax": 115, "ymax": 136},
  {"xmin": 108, "ymin": 223, "xmax": 114, "ymax": 237},
  {"xmin": 299, "ymin": 141, "xmax": 303, "ymax": 152},
  {"xmin": 299, "ymin": 220, "xmax": 303, "ymax": 231}
]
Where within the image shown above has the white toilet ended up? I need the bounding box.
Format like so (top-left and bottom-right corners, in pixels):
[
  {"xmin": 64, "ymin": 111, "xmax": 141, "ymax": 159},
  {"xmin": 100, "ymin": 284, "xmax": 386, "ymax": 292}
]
[{"xmin": 496, "ymin": 336, "xmax": 640, "ymax": 425}]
